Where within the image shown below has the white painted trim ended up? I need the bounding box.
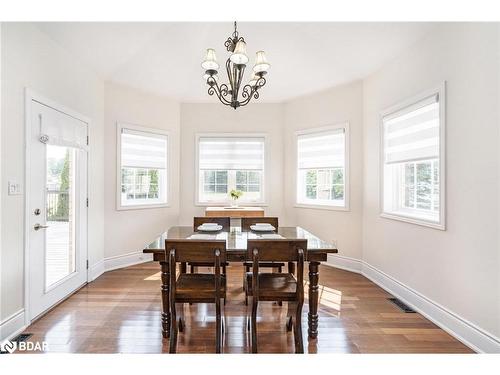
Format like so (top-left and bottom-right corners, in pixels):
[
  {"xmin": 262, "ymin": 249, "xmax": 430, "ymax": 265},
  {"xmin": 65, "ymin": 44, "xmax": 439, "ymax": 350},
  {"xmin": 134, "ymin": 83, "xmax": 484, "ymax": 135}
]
[
  {"xmin": 0, "ymin": 309, "xmax": 27, "ymax": 342},
  {"xmin": 116, "ymin": 122, "xmax": 170, "ymax": 211},
  {"xmin": 194, "ymin": 132, "xmax": 269, "ymax": 206},
  {"xmin": 88, "ymin": 260, "xmax": 105, "ymax": 281},
  {"xmin": 294, "ymin": 122, "xmax": 350, "ymax": 211},
  {"xmin": 323, "ymin": 256, "xmax": 500, "ymax": 353},
  {"xmin": 294, "ymin": 203, "xmax": 349, "ymax": 212},
  {"xmin": 379, "ymin": 82, "xmax": 446, "ymax": 230},
  {"xmin": 362, "ymin": 261, "xmax": 499, "ymax": 353},
  {"xmin": 103, "ymin": 251, "xmax": 153, "ymax": 272},
  {"xmin": 324, "ymin": 254, "xmax": 363, "ymax": 273}
]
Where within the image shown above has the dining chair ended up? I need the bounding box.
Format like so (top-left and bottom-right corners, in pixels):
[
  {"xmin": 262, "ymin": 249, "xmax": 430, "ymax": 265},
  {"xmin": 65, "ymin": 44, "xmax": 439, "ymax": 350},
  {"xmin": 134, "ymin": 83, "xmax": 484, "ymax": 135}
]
[
  {"xmin": 189, "ymin": 217, "xmax": 230, "ymax": 274},
  {"xmin": 166, "ymin": 239, "xmax": 226, "ymax": 353},
  {"xmin": 245, "ymin": 239, "xmax": 307, "ymax": 354},
  {"xmin": 241, "ymin": 217, "xmax": 285, "ymax": 306}
]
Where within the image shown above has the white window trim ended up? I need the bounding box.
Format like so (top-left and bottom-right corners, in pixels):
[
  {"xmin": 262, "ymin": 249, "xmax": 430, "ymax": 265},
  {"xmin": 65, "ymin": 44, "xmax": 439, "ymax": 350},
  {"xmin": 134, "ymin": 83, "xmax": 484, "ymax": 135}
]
[
  {"xmin": 194, "ymin": 133, "xmax": 268, "ymax": 206},
  {"xmin": 379, "ymin": 82, "xmax": 446, "ymax": 230},
  {"xmin": 294, "ymin": 122, "xmax": 350, "ymax": 211},
  {"xmin": 116, "ymin": 122, "xmax": 170, "ymax": 211}
]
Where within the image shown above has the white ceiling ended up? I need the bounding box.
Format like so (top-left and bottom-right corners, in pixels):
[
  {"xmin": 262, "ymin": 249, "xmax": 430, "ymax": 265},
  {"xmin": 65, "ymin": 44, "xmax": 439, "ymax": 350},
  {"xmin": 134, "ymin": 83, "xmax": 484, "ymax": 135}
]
[{"xmin": 34, "ymin": 22, "xmax": 436, "ymax": 102}]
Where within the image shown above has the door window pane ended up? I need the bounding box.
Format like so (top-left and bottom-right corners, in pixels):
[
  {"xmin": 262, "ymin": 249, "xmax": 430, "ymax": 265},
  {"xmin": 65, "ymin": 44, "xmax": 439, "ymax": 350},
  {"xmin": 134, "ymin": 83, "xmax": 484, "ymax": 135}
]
[{"xmin": 46, "ymin": 145, "xmax": 76, "ymax": 289}]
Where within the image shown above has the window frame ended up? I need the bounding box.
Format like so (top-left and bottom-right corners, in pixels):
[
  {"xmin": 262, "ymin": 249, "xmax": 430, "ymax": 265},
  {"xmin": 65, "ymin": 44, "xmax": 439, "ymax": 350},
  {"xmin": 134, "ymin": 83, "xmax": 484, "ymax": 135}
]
[
  {"xmin": 195, "ymin": 133, "xmax": 268, "ymax": 206},
  {"xmin": 116, "ymin": 122, "xmax": 170, "ymax": 211},
  {"xmin": 379, "ymin": 83, "xmax": 446, "ymax": 230},
  {"xmin": 294, "ymin": 123, "xmax": 350, "ymax": 211}
]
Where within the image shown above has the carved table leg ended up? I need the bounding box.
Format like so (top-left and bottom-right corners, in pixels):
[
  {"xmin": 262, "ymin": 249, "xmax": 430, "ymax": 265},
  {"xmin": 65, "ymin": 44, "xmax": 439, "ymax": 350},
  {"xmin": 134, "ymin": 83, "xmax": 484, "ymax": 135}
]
[
  {"xmin": 160, "ymin": 260, "xmax": 170, "ymax": 339},
  {"xmin": 308, "ymin": 261, "xmax": 320, "ymax": 339}
]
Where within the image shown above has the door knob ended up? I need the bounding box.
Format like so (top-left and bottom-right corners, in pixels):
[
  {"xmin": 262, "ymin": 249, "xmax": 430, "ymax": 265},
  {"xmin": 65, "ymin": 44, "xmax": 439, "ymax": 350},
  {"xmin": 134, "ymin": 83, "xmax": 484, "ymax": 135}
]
[{"xmin": 34, "ymin": 223, "xmax": 49, "ymax": 231}]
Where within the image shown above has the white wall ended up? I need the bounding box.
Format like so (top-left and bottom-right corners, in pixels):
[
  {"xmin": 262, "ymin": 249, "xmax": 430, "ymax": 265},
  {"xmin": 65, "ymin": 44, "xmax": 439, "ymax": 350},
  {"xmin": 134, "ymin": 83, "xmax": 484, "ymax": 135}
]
[
  {"xmin": 363, "ymin": 23, "xmax": 500, "ymax": 339},
  {"xmin": 283, "ymin": 81, "xmax": 364, "ymax": 262},
  {"xmin": 0, "ymin": 22, "xmax": 3, "ymax": 333},
  {"xmin": 103, "ymin": 82, "xmax": 180, "ymax": 260},
  {"xmin": 1, "ymin": 23, "xmax": 105, "ymax": 322},
  {"xmin": 179, "ymin": 103, "xmax": 285, "ymax": 224}
]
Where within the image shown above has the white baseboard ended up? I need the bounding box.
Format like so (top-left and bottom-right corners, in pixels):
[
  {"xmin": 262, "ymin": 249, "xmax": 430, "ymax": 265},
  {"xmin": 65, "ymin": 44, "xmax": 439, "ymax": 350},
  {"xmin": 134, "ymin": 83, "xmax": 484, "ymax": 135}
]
[
  {"xmin": 324, "ymin": 256, "xmax": 500, "ymax": 353},
  {"xmin": 325, "ymin": 254, "xmax": 363, "ymax": 273},
  {"xmin": 361, "ymin": 262, "xmax": 500, "ymax": 353},
  {"xmin": 103, "ymin": 251, "xmax": 153, "ymax": 272},
  {"xmin": 0, "ymin": 309, "xmax": 27, "ymax": 342},
  {"xmin": 88, "ymin": 259, "xmax": 105, "ymax": 281}
]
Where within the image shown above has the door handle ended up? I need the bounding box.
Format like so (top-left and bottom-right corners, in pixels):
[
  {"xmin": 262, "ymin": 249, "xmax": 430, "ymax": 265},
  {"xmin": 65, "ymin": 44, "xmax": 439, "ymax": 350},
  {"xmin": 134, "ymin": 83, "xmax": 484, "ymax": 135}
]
[{"xmin": 34, "ymin": 223, "xmax": 49, "ymax": 231}]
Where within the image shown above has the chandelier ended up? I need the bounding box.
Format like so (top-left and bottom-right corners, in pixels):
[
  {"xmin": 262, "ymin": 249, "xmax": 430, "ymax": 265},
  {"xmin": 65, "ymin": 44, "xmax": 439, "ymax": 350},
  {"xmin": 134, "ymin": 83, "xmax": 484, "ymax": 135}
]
[{"xmin": 202, "ymin": 22, "xmax": 270, "ymax": 109}]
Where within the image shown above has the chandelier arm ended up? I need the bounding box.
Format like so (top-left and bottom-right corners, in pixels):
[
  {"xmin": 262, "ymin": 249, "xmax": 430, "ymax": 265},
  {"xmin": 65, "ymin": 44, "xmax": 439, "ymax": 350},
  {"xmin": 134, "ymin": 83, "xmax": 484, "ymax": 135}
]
[
  {"xmin": 225, "ymin": 58, "xmax": 234, "ymax": 93},
  {"xmin": 219, "ymin": 83, "xmax": 230, "ymax": 97},
  {"xmin": 207, "ymin": 79, "xmax": 232, "ymax": 106},
  {"xmin": 239, "ymin": 76, "xmax": 266, "ymax": 106},
  {"xmin": 231, "ymin": 64, "xmax": 239, "ymax": 102},
  {"xmin": 234, "ymin": 64, "xmax": 245, "ymax": 101},
  {"xmin": 238, "ymin": 85, "xmax": 257, "ymax": 107}
]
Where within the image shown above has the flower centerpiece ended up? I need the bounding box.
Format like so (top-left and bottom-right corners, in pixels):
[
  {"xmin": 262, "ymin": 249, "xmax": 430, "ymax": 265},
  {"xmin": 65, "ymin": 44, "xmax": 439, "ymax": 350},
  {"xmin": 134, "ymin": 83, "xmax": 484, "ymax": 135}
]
[{"xmin": 229, "ymin": 189, "xmax": 243, "ymax": 207}]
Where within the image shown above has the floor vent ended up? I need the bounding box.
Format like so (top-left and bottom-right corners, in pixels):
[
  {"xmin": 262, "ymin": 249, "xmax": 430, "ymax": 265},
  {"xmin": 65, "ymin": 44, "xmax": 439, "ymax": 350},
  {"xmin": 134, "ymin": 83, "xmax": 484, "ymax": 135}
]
[
  {"xmin": 13, "ymin": 333, "xmax": 33, "ymax": 343},
  {"xmin": 0, "ymin": 333, "xmax": 33, "ymax": 354},
  {"xmin": 388, "ymin": 297, "xmax": 416, "ymax": 313}
]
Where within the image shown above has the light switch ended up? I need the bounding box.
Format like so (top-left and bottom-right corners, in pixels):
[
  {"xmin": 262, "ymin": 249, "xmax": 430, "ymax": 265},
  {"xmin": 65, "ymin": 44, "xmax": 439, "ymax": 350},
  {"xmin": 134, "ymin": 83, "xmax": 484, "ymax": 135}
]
[{"xmin": 8, "ymin": 181, "xmax": 22, "ymax": 195}]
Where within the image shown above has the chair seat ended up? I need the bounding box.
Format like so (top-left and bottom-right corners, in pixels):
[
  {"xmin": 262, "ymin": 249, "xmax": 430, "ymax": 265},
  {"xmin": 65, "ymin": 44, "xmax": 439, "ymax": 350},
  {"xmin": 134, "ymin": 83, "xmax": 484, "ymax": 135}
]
[
  {"xmin": 243, "ymin": 261, "xmax": 285, "ymax": 268},
  {"xmin": 245, "ymin": 272, "xmax": 297, "ymax": 299},
  {"xmin": 176, "ymin": 274, "xmax": 226, "ymax": 301}
]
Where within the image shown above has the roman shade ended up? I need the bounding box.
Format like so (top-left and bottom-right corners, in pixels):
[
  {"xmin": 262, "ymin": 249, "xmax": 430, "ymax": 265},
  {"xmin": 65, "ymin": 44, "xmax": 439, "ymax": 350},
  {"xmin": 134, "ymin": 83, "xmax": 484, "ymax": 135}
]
[
  {"xmin": 38, "ymin": 103, "xmax": 88, "ymax": 150},
  {"xmin": 383, "ymin": 94, "xmax": 439, "ymax": 164},
  {"xmin": 121, "ymin": 128, "xmax": 168, "ymax": 169},
  {"xmin": 297, "ymin": 129, "xmax": 345, "ymax": 169},
  {"xmin": 198, "ymin": 137, "xmax": 265, "ymax": 170}
]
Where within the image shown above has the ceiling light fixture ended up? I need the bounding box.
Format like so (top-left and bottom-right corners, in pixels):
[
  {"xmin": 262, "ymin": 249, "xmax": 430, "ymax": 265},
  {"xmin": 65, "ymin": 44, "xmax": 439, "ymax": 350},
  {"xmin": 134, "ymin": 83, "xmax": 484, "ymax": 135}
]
[{"xmin": 202, "ymin": 22, "xmax": 270, "ymax": 109}]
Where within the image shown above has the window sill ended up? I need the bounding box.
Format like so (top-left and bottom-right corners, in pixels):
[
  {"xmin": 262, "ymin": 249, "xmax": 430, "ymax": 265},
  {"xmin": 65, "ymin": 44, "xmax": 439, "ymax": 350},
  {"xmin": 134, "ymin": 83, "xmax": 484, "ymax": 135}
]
[
  {"xmin": 195, "ymin": 202, "xmax": 268, "ymax": 207},
  {"xmin": 294, "ymin": 203, "xmax": 349, "ymax": 212},
  {"xmin": 117, "ymin": 203, "xmax": 170, "ymax": 211},
  {"xmin": 380, "ymin": 212, "xmax": 445, "ymax": 230}
]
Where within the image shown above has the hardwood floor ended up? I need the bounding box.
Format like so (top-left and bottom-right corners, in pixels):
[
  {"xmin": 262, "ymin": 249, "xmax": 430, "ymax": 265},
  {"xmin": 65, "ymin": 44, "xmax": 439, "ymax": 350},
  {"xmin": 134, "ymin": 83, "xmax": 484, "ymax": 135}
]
[{"xmin": 20, "ymin": 262, "xmax": 473, "ymax": 354}]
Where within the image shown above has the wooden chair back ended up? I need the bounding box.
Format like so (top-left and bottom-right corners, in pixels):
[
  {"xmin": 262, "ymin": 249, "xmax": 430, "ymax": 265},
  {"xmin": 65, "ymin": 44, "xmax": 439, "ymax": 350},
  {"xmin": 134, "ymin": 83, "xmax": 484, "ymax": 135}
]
[
  {"xmin": 247, "ymin": 239, "xmax": 307, "ymax": 303},
  {"xmin": 166, "ymin": 239, "xmax": 227, "ymax": 263},
  {"xmin": 241, "ymin": 217, "xmax": 279, "ymax": 231},
  {"xmin": 246, "ymin": 239, "xmax": 307, "ymax": 262},
  {"xmin": 193, "ymin": 217, "xmax": 230, "ymax": 231}
]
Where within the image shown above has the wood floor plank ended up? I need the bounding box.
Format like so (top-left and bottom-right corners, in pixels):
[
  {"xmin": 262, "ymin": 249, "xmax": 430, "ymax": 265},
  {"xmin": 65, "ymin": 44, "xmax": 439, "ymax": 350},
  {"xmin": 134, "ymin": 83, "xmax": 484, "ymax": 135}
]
[{"xmin": 18, "ymin": 262, "xmax": 474, "ymax": 354}]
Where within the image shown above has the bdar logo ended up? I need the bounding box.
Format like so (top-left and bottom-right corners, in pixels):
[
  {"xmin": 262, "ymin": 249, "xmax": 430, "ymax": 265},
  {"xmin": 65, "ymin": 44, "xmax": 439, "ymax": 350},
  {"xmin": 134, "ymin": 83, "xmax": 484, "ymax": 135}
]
[{"xmin": 0, "ymin": 340, "xmax": 17, "ymax": 354}]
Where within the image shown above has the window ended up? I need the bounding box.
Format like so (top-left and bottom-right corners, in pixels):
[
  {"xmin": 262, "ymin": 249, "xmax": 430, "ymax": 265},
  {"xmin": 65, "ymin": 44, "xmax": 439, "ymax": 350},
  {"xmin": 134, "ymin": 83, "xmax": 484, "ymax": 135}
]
[
  {"xmin": 381, "ymin": 85, "xmax": 445, "ymax": 229},
  {"xmin": 296, "ymin": 124, "xmax": 349, "ymax": 209},
  {"xmin": 197, "ymin": 135, "xmax": 265, "ymax": 204},
  {"xmin": 117, "ymin": 124, "xmax": 168, "ymax": 209}
]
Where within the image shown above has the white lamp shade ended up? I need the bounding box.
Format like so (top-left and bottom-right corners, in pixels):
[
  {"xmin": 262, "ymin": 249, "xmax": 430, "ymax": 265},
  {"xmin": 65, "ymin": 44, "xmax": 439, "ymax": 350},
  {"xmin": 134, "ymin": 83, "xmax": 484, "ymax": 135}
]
[
  {"xmin": 253, "ymin": 50, "xmax": 270, "ymax": 73},
  {"xmin": 202, "ymin": 48, "xmax": 219, "ymax": 70},
  {"xmin": 230, "ymin": 41, "xmax": 249, "ymax": 65}
]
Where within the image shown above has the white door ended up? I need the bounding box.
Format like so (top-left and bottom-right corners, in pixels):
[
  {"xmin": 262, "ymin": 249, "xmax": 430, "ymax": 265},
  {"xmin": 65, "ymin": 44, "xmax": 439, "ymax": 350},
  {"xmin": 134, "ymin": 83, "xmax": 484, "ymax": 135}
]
[{"xmin": 27, "ymin": 98, "xmax": 88, "ymax": 321}]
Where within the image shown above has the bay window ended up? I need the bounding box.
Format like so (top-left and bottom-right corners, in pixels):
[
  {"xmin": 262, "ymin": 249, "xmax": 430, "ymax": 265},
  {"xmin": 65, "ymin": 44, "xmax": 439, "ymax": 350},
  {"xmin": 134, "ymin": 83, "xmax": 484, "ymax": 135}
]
[
  {"xmin": 197, "ymin": 135, "xmax": 265, "ymax": 204},
  {"xmin": 381, "ymin": 84, "xmax": 445, "ymax": 229}
]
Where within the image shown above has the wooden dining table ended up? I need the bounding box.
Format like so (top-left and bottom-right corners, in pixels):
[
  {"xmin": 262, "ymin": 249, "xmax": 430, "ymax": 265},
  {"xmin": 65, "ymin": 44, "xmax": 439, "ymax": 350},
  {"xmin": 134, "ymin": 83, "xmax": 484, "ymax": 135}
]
[{"xmin": 143, "ymin": 225, "xmax": 338, "ymax": 340}]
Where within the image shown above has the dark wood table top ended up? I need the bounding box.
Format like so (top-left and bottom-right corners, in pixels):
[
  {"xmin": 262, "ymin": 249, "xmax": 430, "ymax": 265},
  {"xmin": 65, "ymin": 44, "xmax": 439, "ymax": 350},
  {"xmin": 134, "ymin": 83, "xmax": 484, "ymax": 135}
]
[{"xmin": 143, "ymin": 226, "xmax": 338, "ymax": 262}]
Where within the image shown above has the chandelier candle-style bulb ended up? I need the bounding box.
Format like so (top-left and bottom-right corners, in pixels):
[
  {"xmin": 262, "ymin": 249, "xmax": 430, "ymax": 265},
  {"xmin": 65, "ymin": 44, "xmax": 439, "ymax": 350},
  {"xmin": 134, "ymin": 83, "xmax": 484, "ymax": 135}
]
[
  {"xmin": 253, "ymin": 51, "xmax": 270, "ymax": 74},
  {"xmin": 230, "ymin": 40, "xmax": 249, "ymax": 65},
  {"xmin": 202, "ymin": 48, "xmax": 219, "ymax": 71}
]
